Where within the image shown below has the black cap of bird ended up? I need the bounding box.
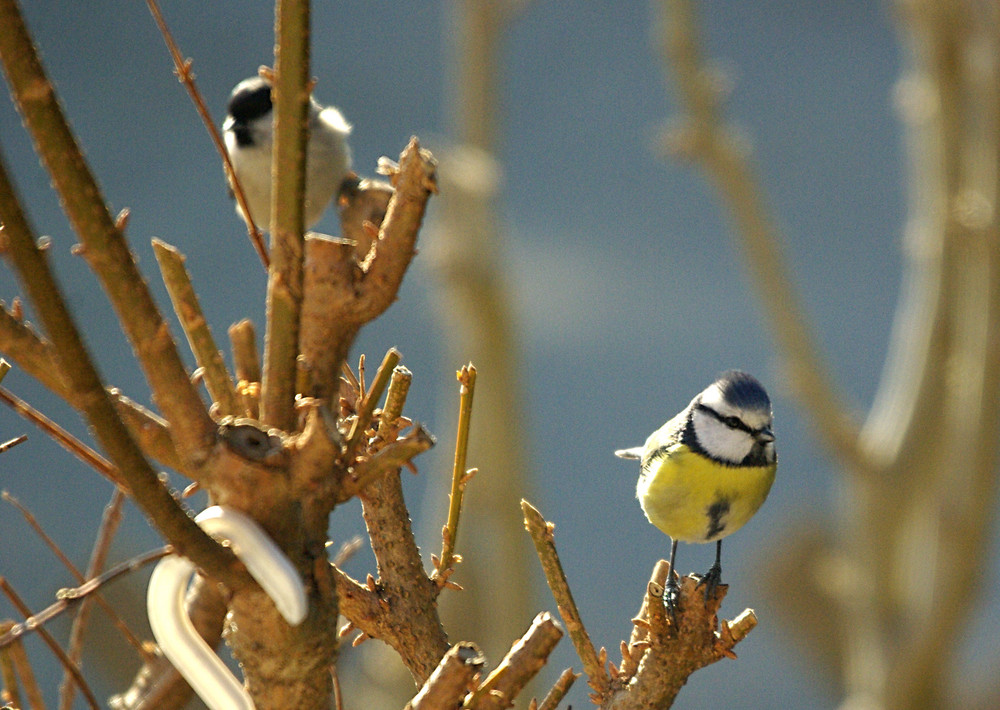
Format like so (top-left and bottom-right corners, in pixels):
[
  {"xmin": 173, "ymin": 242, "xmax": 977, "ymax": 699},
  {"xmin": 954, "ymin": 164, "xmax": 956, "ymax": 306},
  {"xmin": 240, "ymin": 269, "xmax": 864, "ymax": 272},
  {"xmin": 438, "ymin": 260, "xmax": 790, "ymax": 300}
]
[{"xmin": 615, "ymin": 370, "xmax": 776, "ymax": 611}]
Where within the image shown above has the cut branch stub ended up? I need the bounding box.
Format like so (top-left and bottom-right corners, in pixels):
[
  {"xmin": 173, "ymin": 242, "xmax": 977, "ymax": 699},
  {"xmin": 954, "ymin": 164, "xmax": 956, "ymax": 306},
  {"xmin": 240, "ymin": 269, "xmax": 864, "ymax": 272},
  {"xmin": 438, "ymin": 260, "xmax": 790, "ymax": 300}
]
[
  {"xmin": 299, "ymin": 142, "xmax": 434, "ymax": 404},
  {"xmin": 604, "ymin": 562, "xmax": 758, "ymax": 710},
  {"xmin": 404, "ymin": 642, "xmax": 486, "ymax": 710}
]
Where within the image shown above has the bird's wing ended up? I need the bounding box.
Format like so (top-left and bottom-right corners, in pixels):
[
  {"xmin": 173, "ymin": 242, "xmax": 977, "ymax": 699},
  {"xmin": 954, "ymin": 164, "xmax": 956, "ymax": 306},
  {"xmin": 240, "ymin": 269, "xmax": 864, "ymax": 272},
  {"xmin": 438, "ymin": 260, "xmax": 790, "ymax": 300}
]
[{"xmin": 615, "ymin": 407, "xmax": 689, "ymax": 461}]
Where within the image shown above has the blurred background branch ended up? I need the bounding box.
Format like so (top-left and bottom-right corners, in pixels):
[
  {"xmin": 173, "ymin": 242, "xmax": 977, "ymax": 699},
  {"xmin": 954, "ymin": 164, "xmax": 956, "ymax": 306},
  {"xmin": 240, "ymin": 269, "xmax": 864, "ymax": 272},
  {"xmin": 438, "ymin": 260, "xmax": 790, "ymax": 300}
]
[{"xmin": 656, "ymin": 1, "xmax": 1000, "ymax": 708}]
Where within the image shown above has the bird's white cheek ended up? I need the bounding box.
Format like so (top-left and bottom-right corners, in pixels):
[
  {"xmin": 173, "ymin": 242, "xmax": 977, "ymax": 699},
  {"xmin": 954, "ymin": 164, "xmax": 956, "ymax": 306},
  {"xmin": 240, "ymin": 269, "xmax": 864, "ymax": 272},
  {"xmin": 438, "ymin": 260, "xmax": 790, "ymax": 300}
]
[{"xmin": 692, "ymin": 411, "xmax": 754, "ymax": 464}]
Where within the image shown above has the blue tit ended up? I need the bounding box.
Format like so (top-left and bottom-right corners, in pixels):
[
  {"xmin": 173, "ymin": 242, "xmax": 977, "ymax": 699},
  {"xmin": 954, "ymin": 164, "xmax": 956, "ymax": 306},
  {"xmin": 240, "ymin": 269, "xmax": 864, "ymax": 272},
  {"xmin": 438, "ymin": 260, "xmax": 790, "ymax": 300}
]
[{"xmin": 616, "ymin": 370, "xmax": 776, "ymax": 609}]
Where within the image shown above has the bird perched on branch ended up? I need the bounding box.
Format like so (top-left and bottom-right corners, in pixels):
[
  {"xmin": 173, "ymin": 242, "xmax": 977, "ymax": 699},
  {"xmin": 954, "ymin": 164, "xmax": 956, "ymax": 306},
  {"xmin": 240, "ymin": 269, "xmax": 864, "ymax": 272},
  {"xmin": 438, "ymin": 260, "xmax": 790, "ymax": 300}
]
[
  {"xmin": 223, "ymin": 75, "xmax": 353, "ymax": 231},
  {"xmin": 615, "ymin": 370, "xmax": 776, "ymax": 611}
]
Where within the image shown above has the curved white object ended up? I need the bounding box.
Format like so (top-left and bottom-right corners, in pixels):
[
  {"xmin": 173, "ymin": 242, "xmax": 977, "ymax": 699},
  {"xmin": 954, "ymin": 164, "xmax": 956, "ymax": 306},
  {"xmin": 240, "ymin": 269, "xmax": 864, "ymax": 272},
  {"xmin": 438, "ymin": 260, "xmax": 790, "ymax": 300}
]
[
  {"xmin": 194, "ymin": 506, "xmax": 308, "ymax": 625},
  {"xmin": 146, "ymin": 506, "xmax": 308, "ymax": 710},
  {"xmin": 148, "ymin": 554, "xmax": 254, "ymax": 709}
]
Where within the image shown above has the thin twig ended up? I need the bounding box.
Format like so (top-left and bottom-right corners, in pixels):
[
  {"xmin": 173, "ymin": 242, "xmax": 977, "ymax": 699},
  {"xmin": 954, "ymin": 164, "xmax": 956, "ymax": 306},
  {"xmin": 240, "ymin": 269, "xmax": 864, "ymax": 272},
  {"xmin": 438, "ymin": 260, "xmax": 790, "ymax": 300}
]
[
  {"xmin": 152, "ymin": 238, "xmax": 240, "ymax": 416},
  {"xmin": 0, "ymin": 387, "xmax": 123, "ymax": 488},
  {"xmin": 343, "ymin": 348, "xmax": 402, "ymax": 460},
  {"xmin": 1, "ymin": 491, "xmax": 150, "ymax": 663},
  {"xmin": 144, "ymin": 0, "xmax": 268, "ymax": 267},
  {"xmin": 58, "ymin": 488, "xmax": 140, "ymax": 710},
  {"xmin": 0, "ymin": 434, "xmax": 27, "ymax": 453},
  {"xmin": 0, "ymin": 620, "xmax": 44, "ymax": 710},
  {"xmin": 0, "ymin": 579, "xmax": 100, "ymax": 709},
  {"xmin": 521, "ymin": 499, "xmax": 611, "ymax": 698},
  {"xmin": 434, "ymin": 364, "xmax": 476, "ymax": 582},
  {"xmin": 535, "ymin": 667, "xmax": 579, "ymax": 710},
  {"xmin": 2, "ymin": 491, "xmax": 90, "ymax": 585},
  {"xmin": 0, "ymin": 547, "xmax": 170, "ymax": 650}
]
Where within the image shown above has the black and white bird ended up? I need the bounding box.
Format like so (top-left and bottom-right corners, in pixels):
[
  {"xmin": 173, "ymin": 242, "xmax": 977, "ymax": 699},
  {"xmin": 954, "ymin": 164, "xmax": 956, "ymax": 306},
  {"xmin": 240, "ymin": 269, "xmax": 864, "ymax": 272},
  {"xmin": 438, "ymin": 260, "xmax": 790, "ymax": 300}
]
[{"xmin": 222, "ymin": 75, "xmax": 352, "ymax": 230}]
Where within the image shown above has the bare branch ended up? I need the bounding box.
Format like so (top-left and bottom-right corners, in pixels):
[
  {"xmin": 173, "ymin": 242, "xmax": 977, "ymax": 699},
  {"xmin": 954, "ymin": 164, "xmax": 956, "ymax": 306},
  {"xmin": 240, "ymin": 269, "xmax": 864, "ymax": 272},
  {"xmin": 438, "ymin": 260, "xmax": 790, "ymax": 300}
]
[
  {"xmin": 0, "ymin": 547, "xmax": 169, "ymax": 651},
  {"xmin": 0, "ymin": 578, "xmax": 100, "ymax": 709},
  {"xmin": 603, "ymin": 563, "xmax": 757, "ymax": 710},
  {"xmin": 521, "ymin": 499, "xmax": 611, "ymax": 699},
  {"xmin": 0, "ymin": 620, "xmax": 45, "ymax": 710},
  {"xmin": 342, "ymin": 348, "xmax": 401, "ymax": 459},
  {"xmin": 0, "ymin": 0, "xmax": 217, "ymax": 468},
  {"xmin": 107, "ymin": 389, "xmax": 186, "ymax": 474},
  {"xmin": 59, "ymin": 489, "xmax": 134, "ymax": 710},
  {"xmin": 468, "ymin": 611, "xmax": 564, "ymax": 710},
  {"xmin": 0, "ymin": 434, "xmax": 27, "ymax": 453},
  {"xmin": 260, "ymin": 0, "xmax": 312, "ymax": 430},
  {"xmin": 535, "ymin": 667, "xmax": 579, "ymax": 710},
  {"xmin": 340, "ymin": 425, "xmax": 435, "ymax": 502},
  {"xmin": 433, "ymin": 364, "xmax": 476, "ymax": 583},
  {"xmin": 144, "ymin": 0, "xmax": 268, "ymax": 268},
  {"xmin": 355, "ymin": 140, "xmax": 437, "ymax": 318},
  {"xmin": 0, "ymin": 302, "xmax": 68, "ymax": 397},
  {"xmin": 0, "ymin": 387, "xmax": 123, "ymax": 488},
  {"xmin": 153, "ymin": 238, "xmax": 240, "ymax": 417},
  {"xmin": 403, "ymin": 642, "xmax": 485, "ymax": 710},
  {"xmin": 228, "ymin": 319, "xmax": 262, "ymax": 419}
]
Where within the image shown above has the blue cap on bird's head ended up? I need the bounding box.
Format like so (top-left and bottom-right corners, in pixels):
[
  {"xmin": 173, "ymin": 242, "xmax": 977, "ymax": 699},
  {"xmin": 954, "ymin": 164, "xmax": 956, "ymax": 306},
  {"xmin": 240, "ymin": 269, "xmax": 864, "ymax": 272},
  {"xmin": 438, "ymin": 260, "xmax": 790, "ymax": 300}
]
[{"xmin": 714, "ymin": 370, "xmax": 771, "ymax": 413}]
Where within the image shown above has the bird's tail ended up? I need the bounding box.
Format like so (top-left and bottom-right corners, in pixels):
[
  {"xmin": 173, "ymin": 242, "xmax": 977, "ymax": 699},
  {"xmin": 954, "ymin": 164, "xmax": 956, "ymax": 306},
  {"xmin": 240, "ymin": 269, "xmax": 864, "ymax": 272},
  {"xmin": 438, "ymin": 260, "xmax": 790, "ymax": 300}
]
[{"xmin": 614, "ymin": 447, "xmax": 643, "ymax": 460}]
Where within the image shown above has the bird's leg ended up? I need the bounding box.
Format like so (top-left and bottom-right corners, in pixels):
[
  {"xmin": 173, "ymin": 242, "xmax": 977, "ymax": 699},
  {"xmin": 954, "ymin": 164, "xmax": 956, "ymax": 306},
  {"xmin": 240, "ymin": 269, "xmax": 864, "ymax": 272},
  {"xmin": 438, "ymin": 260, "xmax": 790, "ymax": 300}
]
[
  {"xmin": 696, "ymin": 539, "xmax": 723, "ymax": 601},
  {"xmin": 664, "ymin": 538, "xmax": 680, "ymax": 618}
]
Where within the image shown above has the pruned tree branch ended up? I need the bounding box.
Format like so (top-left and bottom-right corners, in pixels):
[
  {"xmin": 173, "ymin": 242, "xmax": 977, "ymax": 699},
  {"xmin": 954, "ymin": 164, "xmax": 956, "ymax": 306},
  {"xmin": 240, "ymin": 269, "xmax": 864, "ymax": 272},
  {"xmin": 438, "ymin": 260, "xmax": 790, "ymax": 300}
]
[
  {"xmin": 0, "ymin": 1, "xmax": 217, "ymax": 469},
  {"xmin": 152, "ymin": 238, "xmax": 240, "ymax": 418},
  {"xmin": 467, "ymin": 612, "xmax": 564, "ymax": 710},
  {"xmin": 604, "ymin": 562, "xmax": 756, "ymax": 709},
  {"xmin": 403, "ymin": 642, "xmax": 485, "ymax": 710},
  {"xmin": 0, "ymin": 131, "xmax": 248, "ymax": 593},
  {"xmin": 522, "ymin": 499, "xmax": 611, "ymax": 700},
  {"xmin": 260, "ymin": 0, "xmax": 312, "ymax": 431}
]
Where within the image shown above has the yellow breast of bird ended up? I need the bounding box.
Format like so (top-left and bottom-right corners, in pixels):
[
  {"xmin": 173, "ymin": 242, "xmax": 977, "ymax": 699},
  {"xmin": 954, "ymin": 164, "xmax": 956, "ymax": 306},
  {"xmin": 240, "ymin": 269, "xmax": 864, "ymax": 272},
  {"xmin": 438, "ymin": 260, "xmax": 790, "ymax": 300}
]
[{"xmin": 636, "ymin": 443, "xmax": 776, "ymax": 543}]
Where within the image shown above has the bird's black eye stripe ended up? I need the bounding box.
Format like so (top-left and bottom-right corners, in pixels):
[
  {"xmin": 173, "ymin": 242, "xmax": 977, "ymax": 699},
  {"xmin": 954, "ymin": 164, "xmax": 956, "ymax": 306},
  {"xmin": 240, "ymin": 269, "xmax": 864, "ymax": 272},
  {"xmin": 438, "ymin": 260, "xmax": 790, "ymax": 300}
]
[{"xmin": 697, "ymin": 403, "xmax": 753, "ymax": 434}]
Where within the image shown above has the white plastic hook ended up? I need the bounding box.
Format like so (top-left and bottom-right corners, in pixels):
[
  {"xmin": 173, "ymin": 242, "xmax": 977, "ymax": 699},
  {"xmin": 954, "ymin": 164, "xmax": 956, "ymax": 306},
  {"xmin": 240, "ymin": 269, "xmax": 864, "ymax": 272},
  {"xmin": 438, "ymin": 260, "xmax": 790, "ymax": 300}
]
[{"xmin": 147, "ymin": 506, "xmax": 308, "ymax": 710}]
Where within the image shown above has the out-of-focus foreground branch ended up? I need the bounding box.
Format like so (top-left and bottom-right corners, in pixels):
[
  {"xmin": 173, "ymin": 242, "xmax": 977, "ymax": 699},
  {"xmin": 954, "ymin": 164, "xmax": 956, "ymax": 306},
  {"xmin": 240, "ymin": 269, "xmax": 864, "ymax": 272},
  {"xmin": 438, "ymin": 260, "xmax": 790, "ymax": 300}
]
[{"xmin": 655, "ymin": 1, "xmax": 1000, "ymax": 708}]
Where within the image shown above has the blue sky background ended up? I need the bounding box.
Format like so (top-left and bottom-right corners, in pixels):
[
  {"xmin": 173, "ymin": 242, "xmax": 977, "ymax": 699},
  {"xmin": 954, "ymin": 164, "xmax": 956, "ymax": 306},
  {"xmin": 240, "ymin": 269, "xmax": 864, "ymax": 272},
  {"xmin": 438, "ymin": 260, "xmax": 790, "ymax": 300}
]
[{"xmin": 4, "ymin": 2, "xmax": 993, "ymax": 708}]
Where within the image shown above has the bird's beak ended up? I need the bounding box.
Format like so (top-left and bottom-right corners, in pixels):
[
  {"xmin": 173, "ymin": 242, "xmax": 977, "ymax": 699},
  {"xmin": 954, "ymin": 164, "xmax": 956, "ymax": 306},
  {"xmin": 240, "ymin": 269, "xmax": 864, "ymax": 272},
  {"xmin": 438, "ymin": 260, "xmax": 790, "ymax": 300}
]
[{"xmin": 755, "ymin": 428, "xmax": 775, "ymax": 444}]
